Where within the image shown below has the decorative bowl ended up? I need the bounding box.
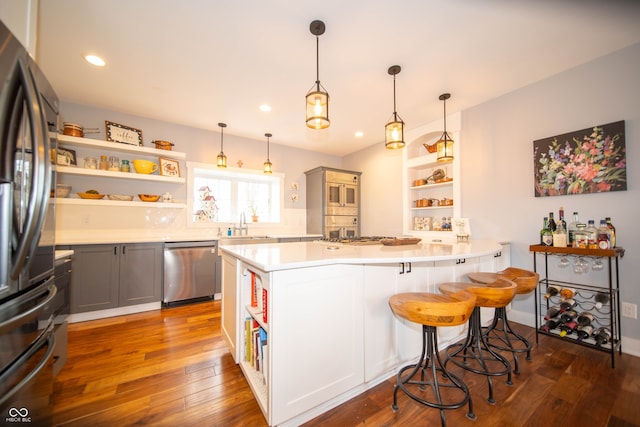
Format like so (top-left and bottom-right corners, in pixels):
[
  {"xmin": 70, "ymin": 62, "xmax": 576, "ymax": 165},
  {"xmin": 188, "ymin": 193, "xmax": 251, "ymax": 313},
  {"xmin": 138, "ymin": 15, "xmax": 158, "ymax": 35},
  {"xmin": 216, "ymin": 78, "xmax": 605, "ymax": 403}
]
[
  {"xmin": 56, "ymin": 184, "xmax": 72, "ymax": 198},
  {"xmin": 132, "ymin": 159, "xmax": 158, "ymax": 174},
  {"xmin": 108, "ymin": 194, "xmax": 134, "ymax": 201},
  {"xmin": 77, "ymin": 192, "xmax": 104, "ymax": 200},
  {"xmin": 152, "ymin": 140, "xmax": 174, "ymax": 151},
  {"xmin": 138, "ymin": 194, "xmax": 160, "ymax": 202}
]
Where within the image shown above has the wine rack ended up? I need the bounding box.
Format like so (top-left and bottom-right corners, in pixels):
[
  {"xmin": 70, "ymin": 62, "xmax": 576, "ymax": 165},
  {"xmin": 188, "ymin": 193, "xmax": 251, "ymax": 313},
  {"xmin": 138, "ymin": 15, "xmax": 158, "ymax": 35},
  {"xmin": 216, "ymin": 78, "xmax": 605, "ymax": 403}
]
[{"xmin": 530, "ymin": 245, "xmax": 625, "ymax": 368}]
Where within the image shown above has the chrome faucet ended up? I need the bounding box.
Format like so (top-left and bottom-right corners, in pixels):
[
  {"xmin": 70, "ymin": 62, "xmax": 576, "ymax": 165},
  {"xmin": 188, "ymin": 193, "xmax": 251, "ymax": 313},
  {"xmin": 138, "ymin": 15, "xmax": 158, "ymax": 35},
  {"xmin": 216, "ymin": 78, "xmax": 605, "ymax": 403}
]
[{"xmin": 233, "ymin": 212, "xmax": 248, "ymax": 236}]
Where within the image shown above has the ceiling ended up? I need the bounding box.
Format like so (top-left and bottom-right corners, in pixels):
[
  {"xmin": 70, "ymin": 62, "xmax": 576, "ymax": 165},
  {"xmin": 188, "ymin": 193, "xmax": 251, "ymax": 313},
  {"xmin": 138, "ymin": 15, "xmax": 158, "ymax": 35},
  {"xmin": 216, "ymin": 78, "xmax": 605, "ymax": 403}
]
[{"xmin": 36, "ymin": 0, "xmax": 640, "ymax": 156}]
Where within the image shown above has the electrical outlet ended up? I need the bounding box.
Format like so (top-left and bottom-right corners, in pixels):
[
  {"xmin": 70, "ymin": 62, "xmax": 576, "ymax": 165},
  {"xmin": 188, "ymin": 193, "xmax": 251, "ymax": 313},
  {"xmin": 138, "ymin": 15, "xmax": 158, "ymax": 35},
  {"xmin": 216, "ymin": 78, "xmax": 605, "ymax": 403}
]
[{"xmin": 621, "ymin": 302, "xmax": 637, "ymax": 319}]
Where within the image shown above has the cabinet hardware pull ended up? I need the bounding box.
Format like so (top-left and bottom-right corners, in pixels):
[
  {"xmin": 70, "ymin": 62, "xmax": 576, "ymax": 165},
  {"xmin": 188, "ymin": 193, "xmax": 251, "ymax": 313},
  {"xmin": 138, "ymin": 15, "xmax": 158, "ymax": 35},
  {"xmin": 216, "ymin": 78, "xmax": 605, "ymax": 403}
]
[
  {"xmin": 399, "ymin": 263, "xmax": 405, "ymax": 274},
  {"xmin": 114, "ymin": 246, "xmax": 117, "ymax": 255},
  {"xmin": 494, "ymin": 251, "xmax": 502, "ymax": 258},
  {"xmin": 406, "ymin": 262, "xmax": 412, "ymax": 273}
]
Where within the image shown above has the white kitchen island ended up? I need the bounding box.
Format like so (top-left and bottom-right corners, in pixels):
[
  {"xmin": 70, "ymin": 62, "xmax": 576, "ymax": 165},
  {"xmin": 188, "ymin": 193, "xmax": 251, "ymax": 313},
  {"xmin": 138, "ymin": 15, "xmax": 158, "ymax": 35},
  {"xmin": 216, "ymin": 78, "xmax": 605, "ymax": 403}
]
[{"xmin": 219, "ymin": 239, "xmax": 506, "ymax": 426}]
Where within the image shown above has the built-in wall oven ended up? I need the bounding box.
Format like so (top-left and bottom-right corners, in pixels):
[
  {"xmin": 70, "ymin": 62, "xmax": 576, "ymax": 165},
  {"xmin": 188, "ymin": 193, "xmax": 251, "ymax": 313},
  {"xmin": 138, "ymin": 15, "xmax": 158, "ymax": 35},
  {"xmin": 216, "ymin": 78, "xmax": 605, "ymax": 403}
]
[
  {"xmin": 325, "ymin": 170, "xmax": 359, "ymax": 216},
  {"xmin": 325, "ymin": 216, "xmax": 359, "ymax": 239}
]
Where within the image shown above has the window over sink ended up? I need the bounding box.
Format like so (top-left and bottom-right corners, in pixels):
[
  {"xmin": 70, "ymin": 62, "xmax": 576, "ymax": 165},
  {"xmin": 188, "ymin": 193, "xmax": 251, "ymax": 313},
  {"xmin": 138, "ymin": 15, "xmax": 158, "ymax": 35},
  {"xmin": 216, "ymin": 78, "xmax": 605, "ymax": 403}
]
[{"xmin": 187, "ymin": 161, "xmax": 282, "ymax": 225}]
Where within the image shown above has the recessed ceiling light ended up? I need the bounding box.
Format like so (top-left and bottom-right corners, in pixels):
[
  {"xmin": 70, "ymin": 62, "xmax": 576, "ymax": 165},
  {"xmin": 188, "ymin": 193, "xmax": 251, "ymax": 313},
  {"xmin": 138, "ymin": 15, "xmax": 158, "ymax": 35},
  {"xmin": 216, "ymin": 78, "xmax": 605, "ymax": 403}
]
[
  {"xmin": 84, "ymin": 54, "xmax": 105, "ymax": 67},
  {"xmin": 355, "ymin": 131, "xmax": 364, "ymax": 138},
  {"xmin": 259, "ymin": 104, "xmax": 272, "ymax": 112}
]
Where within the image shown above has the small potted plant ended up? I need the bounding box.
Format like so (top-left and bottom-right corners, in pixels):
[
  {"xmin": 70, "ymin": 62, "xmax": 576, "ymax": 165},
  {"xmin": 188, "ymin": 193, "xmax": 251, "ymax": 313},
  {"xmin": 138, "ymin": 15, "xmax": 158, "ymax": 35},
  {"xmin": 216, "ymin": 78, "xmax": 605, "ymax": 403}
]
[{"xmin": 250, "ymin": 205, "xmax": 259, "ymax": 222}]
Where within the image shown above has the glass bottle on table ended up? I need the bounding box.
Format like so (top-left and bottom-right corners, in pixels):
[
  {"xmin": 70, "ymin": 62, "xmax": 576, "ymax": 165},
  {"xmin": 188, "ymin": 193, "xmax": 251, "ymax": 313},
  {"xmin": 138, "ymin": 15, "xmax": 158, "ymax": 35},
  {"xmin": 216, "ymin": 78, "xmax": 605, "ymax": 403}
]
[
  {"xmin": 593, "ymin": 327, "xmax": 611, "ymax": 347},
  {"xmin": 594, "ymin": 292, "xmax": 610, "ymax": 309},
  {"xmin": 576, "ymin": 324, "xmax": 594, "ymax": 341},
  {"xmin": 558, "ymin": 207, "xmax": 567, "ymax": 232},
  {"xmin": 544, "ymin": 284, "xmax": 561, "ymax": 299},
  {"xmin": 540, "ymin": 217, "xmax": 553, "ymax": 246},
  {"xmin": 605, "ymin": 217, "xmax": 616, "ymax": 247},
  {"xmin": 586, "ymin": 220, "xmax": 598, "ymax": 249},
  {"xmin": 548, "ymin": 212, "xmax": 557, "ymax": 232},
  {"xmin": 553, "ymin": 221, "xmax": 567, "ymax": 248},
  {"xmin": 574, "ymin": 223, "xmax": 588, "ymax": 248},
  {"xmin": 559, "ymin": 320, "xmax": 578, "ymax": 337},
  {"xmin": 597, "ymin": 220, "xmax": 611, "ymax": 250},
  {"xmin": 540, "ymin": 317, "xmax": 561, "ymax": 332},
  {"xmin": 560, "ymin": 287, "xmax": 575, "ymax": 299},
  {"xmin": 568, "ymin": 211, "xmax": 581, "ymax": 246}
]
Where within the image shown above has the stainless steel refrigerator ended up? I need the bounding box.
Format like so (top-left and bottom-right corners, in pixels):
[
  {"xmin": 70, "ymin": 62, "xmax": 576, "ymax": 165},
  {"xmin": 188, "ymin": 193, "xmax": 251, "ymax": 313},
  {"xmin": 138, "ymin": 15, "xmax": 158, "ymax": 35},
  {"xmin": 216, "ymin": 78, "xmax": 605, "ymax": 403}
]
[{"xmin": 0, "ymin": 19, "xmax": 59, "ymax": 425}]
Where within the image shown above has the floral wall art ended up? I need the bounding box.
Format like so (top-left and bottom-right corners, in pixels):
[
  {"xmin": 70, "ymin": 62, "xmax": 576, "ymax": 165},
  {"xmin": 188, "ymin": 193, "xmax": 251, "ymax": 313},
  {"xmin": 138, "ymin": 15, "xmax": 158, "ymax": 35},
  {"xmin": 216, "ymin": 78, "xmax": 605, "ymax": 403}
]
[{"xmin": 533, "ymin": 120, "xmax": 626, "ymax": 197}]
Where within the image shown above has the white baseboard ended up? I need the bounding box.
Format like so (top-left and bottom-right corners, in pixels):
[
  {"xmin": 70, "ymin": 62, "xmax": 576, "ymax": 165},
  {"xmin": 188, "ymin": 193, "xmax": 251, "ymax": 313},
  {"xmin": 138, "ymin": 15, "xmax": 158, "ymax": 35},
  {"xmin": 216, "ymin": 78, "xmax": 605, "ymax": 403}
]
[{"xmin": 509, "ymin": 308, "xmax": 640, "ymax": 358}]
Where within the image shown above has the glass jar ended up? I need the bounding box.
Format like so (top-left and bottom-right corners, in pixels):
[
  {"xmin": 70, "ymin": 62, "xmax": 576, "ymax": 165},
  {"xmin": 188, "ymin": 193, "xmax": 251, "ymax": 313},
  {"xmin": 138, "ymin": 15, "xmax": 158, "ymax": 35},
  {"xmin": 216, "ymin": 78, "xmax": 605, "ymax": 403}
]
[
  {"xmin": 84, "ymin": 157, "xmax": 97, "ymax": 169},
  {"xmin": 107, "ymin": 156, "xmax": 120, "ymax": 171},
  {"xmin": 99, "ymin": 155, "xmax": 108, "ymax": 170},
  {"xmin": 120, "ymin": 159, "xmax": 130, "ymax": 172}
]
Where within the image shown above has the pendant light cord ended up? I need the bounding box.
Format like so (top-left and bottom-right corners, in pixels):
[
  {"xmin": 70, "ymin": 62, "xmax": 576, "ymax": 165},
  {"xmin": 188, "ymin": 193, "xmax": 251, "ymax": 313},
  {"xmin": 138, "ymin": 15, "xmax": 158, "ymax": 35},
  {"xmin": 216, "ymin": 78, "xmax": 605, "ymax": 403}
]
[{"xmin": 315, "ymin": 35, "xmax": 320, "ymax": 87}]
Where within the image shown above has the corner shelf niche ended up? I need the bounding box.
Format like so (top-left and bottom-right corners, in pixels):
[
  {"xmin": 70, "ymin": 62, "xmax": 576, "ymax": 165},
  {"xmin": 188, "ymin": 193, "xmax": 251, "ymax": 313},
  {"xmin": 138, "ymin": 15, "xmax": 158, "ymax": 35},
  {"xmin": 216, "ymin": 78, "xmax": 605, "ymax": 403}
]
[{"xmin": 402, "ymin": 113, "xmax": 461, "ymax": 242}]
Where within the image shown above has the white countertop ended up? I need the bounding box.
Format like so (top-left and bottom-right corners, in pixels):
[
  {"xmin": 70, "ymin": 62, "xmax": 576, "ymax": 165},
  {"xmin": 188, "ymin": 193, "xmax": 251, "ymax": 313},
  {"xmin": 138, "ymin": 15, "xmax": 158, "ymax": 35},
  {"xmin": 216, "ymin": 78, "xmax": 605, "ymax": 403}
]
[
  {"xmin": 55, "ymin": 229, "xmax": 322, "ymax": 245},
  {"xmin": 219, "ymin": 240, "xmax": 503, "ymax": 272}
]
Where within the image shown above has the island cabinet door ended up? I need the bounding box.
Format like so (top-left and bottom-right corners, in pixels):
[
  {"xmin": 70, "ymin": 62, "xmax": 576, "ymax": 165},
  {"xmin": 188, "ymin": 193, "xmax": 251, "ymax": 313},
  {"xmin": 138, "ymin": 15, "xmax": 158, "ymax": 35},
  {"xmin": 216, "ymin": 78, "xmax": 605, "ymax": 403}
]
[
  {"xmin": 269, "ymin": 264, "xmax": 364, "ymax": 426},
  {"xmin": 220, "ymin": 254, "xmax": 240, "ymax": 363},
  {"xmin": 363, "ymin": 262, "xmax": 435, "ymax": 382}
]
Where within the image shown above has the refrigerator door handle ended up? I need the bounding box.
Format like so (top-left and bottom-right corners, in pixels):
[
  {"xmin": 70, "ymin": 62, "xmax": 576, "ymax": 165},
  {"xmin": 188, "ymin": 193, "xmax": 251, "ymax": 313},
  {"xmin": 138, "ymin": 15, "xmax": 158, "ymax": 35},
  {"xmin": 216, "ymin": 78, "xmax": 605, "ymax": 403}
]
[
  {"xmin": 0, "ymin": 280, "xmax": 56, "ymax": 335},
  {"xmin": 0, "ymin": 182, "xmax": 10, "ymax": 289},
  {"xmin": 0, "ymin": 323, "xmax": 56, "ymax": 408},
  {"xmin": 9, "ymin": 58, "xmax": 51, "ymax": 280}
]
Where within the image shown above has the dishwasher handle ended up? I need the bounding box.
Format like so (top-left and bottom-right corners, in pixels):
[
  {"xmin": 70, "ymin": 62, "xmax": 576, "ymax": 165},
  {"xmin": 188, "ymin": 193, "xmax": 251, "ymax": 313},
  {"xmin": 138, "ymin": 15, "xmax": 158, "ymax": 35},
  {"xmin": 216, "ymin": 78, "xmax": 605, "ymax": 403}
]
[{"xmin": 164, "ymin": 241, "xmax": 217, "ymax": 250}]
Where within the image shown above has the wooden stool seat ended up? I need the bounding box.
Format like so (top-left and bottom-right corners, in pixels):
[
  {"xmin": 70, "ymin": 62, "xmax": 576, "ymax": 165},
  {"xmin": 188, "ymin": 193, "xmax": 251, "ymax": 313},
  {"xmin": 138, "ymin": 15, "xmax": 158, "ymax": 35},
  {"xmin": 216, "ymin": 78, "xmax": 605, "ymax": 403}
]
[
  {"xmin": 389, "ymin": 290, "xmax": 477, "ymax": 426},
  {"xmin": 389, "ymin": 291, "xmax": 476, "ymax": 327},
  {"xmin": 438, "ymin": 278, "xmax": 517, "ymax": 308},
  {"xmin": 468, "ymin": 268, "xmax": 539, "ymax": 374},
  {"xmin": 439, "ymin": 279, "xmax": 517, "ymax": 404}
]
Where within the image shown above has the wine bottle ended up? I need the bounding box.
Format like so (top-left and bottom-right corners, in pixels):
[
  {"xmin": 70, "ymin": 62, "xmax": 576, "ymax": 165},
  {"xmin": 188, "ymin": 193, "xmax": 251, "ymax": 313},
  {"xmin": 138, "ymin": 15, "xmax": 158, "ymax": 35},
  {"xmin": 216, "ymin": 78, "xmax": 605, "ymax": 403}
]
[
  {"xmin": 560, "ymin": 309, "xmax": 578, "ymax": 323},
  {"xmin": 576, "ymin": 324, "xmax": 594, "ymax": 341},
  {"xmin": 593, "ymin": 327, "xmax": 611, "ymax": 347},
  {"xmin": 548, "ymin": 212, "xmax": 557, "ymax": 232},
  {"xmin": 559, "ymin": 320, "xmax": 578, "ymax": 337},
  {"xmin": 545, "ymin": 284, "xmax": 561, "ymax": 299},
  {"xmin": 544, "ymin": 306, "xmax": 562, "ymax": 320},
  {"xmin": 576, "ymin": 311, "xmax": 594, "ymax": 326},
  {"xmin": 559, "ymin": 298, "xmax": 577, "ymax": 311},
  {"xmin": 594, "ymin": 292, "xmax": 610, "ymax": 309},
  {"xmin": 605, "ymin": 217, "xmax": 616, "ymax": 248},
  {"xmin": 540, "ymin": 317, "xmax": 561, "ymax": 332},
  {"xmin": 560, "ymin": 287, "xmax": 575, "ymax": 299},
  {"xmin": 558, "ymin": 207, "xmax": 567, "ymax": 232},
  {"xmin": 540, "ymin": 217, "xmax": 553, "ymax": 246}
]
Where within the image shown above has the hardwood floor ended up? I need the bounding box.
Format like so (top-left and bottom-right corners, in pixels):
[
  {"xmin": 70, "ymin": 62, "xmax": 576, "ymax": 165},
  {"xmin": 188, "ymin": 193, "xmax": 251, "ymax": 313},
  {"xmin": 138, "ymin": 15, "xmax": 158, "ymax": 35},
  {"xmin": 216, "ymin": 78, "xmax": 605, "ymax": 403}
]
[{"xmin": 53, "ymin": 301, "xmax": 640, "ymax": 426}]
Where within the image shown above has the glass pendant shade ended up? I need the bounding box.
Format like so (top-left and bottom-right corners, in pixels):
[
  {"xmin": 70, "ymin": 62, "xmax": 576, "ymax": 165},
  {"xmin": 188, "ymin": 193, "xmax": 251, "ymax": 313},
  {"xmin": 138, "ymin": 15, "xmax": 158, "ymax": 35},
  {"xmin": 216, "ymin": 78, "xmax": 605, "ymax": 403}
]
[
  {"xmin": 263, "ymin": 132, "xmax": 273, "ymax": 174},
  {"xmin": 385, "ymin": 65, "xmax": 404, "ymax": 149},
  {"xmin": 385, "ymin": 114, "xmax": 405, "ymax": 149},
  {"xmin": 436, "ymin": 93, "xmax": 454, "ymax": 161},
  {"xmin": 217, "ymin": 122, "xmax": 227, "ymax": 168},
  {"xmin": 305, "ymin": 85, "xmax": 330, "ymax": 129},
  {"xmin": 306, "ymin": 20, "xmax": 330, "ymax": 129},
  {"xmin": 436, "ymin": 133, "xmax": 454, "ymax": 161}
]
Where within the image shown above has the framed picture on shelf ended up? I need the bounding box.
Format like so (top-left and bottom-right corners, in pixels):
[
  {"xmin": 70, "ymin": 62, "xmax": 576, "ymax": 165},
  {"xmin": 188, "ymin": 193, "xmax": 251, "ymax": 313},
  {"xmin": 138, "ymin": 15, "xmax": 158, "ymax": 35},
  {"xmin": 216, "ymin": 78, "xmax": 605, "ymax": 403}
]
[
  {"xmin": 105, "ymin": 120, "xmax": 143, "ymax": 146},
  {"xmin": 55, "ymin": 148, "xmax": 76, "ymax": 166},
  {"xmin": 159, "ymin": 157, "xmax": 180, "ymax": 177}
]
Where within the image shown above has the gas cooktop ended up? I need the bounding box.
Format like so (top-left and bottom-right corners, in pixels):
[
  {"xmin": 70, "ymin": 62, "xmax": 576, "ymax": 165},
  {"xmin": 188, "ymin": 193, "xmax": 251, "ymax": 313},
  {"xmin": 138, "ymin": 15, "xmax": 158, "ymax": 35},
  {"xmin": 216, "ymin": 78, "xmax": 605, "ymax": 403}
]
[{"xmin": 317, "ymin": 236, "xmax": 394, "ymax": 245}]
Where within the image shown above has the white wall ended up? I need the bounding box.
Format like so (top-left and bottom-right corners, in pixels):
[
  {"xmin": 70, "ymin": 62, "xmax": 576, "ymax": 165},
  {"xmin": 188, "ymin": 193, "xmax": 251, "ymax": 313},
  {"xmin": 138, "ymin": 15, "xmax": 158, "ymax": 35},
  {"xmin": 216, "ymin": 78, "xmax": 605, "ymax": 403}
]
[
  {"xmin": 349, "ymin": 43, "xmax": 640, "ymax": 345},
  {"xmin": 57, "ymin": 102, "xmax": 342, "ymax": 235}
]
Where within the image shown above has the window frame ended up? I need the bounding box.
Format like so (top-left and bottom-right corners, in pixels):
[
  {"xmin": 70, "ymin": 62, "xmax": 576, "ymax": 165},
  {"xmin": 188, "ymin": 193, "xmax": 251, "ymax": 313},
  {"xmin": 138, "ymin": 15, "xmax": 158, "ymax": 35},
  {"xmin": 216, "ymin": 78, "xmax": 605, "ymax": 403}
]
[{"xmin": 186, "ymin": 161, "xmax": 284, "ymax": 228}]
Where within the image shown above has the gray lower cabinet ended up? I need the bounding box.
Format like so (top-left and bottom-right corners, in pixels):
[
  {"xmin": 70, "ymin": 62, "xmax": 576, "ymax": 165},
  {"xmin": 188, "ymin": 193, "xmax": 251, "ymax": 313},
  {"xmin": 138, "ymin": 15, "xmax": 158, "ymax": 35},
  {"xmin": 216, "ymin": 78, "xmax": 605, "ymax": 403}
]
[{"xmin": 70, "ymin": 243, "xmax": 162, "ymax": 313}]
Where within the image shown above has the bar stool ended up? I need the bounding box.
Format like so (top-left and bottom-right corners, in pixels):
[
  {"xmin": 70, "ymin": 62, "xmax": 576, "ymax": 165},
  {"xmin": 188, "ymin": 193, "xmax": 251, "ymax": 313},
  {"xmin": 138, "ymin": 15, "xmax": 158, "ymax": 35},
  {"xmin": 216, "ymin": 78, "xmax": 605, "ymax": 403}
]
[
  {"xmin": 468, "ymin": 267, "xmax": 539, "ymax": 374},
  {"xmin": 439, "ymin": 279, "xmax": 517, "ymax": 404},
  {"xmin": 389, "ymin": 290, "xmax": 477, "ymax": 426}
]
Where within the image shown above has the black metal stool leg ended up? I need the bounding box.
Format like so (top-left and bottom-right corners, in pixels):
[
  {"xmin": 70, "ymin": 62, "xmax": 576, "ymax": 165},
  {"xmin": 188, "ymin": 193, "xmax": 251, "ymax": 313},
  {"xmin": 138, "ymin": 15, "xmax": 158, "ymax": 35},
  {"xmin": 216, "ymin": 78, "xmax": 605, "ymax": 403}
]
[
  {"xmin": 444, "ymin": 307, "xmax": 513, "ymax": 404},
  {"xmin": 482, "ymin": 306, "xmax": 532, "ymax": 374},
  {"xmin": 392, "ymin": 325, "xmax": 475, "ymax": 426}
]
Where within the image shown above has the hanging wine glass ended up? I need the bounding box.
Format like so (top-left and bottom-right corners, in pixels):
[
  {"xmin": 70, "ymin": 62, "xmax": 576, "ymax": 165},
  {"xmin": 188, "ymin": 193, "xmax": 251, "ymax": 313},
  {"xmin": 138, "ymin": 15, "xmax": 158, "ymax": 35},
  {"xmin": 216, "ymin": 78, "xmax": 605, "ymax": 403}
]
[
  {"xmin": 573, "ymin": 257, "xmax": 583, "ymax": 274},
  {"xmin": 592, "ymin": 258, "xmax": 604, "ymax": 271},
  {"xmin": 558, "ymin": 254, "xmax": 569, "ymax": 268}
]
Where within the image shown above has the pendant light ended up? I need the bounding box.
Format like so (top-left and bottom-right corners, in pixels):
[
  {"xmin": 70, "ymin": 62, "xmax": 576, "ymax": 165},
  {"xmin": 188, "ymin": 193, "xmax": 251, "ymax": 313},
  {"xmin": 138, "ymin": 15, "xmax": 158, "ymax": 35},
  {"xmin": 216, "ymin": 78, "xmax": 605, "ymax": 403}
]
[
  {"xmin": 436, "ymin": 93, "xmax": 454, "ymax": 161},
  {"xmin": 263, "ymin": 132, "xmax": 273, "ymax": 174},
  {"xmin": 385, "ymin": 65, "xmax": 405, "ymax": 149},
  {"xmin": 217, "ymin": 122, "xmax": 227, "ymax": 168},
  {"xmin": 305, "ymin": 20, "xmax": 330, "ymax": 129}
]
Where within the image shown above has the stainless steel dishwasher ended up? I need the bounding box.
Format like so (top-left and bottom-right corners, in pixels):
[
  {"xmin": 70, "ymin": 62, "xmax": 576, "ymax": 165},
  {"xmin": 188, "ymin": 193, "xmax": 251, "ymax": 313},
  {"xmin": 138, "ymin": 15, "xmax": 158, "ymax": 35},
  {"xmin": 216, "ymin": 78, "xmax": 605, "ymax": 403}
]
[{"xmin": 163, "ymin": 241, "xmax": 217, "ymax": 305}]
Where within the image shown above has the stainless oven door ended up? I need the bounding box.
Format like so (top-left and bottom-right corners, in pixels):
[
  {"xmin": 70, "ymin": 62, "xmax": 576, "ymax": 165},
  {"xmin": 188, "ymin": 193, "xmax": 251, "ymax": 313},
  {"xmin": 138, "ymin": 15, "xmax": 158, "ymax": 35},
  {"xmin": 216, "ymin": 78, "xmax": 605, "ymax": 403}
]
[
  {"xmin": 325, "ymin": 182, "xmax": 358, "ymax": 216},
  {"xmin": 325, "ymin": 216, "xmax": 359, "ymax": 239}
]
